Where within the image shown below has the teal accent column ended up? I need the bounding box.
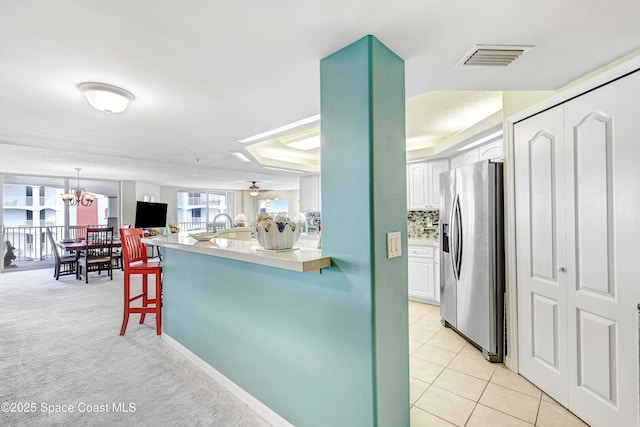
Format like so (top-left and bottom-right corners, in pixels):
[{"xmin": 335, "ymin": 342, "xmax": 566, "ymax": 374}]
[
  {"xmin": 321, "ymin": 35, "xmax": 409, "ymax": 426},
  {"xmin": 161, "ymin": 35, "xmax": 408, "ymax": 427}
]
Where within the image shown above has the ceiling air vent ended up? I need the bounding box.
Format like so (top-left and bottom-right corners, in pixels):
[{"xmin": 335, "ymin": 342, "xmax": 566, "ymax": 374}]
[{"xmin": 457, "ymin": 44, "xmax": 534, "ymax": 67}]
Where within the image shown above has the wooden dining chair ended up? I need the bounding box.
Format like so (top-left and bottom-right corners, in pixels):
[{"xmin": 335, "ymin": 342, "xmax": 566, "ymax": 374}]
[
  {"xmin": 119, "ymin": 227, "xmax": 162, "ymax": 335},
  {"xmin": 78, "ymin": 226, "xmax": 114, "ymax": 283},
  {"xmin": 112, "ymin": 248, "xmax": 123, "ymax": 270},
  {"xmin": 45, "ymin": 227, "xmax": 77, "ymax": 280},
  {"xmin": 68, "ymin": 225, "xmax": 88, "ymax": 240}
]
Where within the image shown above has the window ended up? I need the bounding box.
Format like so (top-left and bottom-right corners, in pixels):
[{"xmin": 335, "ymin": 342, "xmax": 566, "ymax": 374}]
[
  {"xmin": 188, "ymin": 192, "xmax": 205, "ymax": 205},
  {"xmin": 192, "ymin": 208, "xmax": 202, "ymax": 220},
  {"xmin": 177, "ymin": 190, "xmax": 235, "ymax": 227},
  {"xmin": 26, "ymin": 186, "xmax": 33, "ymax": 206},
  {"xmin": 259, "ymin": 199, "xmax": 289, "ymax": 217}
]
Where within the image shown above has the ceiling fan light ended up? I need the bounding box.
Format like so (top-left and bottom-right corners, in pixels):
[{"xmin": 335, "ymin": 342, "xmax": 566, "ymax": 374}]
[
  {"xmin": 249, "ymin": 181, "xmax": 260, "ymax": 196},
  {"xmin": 78, "ymin": 82, "xmax": 135, "ymax": 114}
]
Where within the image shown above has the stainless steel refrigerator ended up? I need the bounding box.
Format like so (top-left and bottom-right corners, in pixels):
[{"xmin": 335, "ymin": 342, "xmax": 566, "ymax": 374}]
[{"xmin": 439, "ymin": 160, "xmax": 505, "ymax": 362}]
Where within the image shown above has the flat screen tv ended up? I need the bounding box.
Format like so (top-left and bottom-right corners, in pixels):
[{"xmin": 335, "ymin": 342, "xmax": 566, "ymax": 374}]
[{"xmin": 134, "ymin": 201, "xmax": 168, "ymax": 229}]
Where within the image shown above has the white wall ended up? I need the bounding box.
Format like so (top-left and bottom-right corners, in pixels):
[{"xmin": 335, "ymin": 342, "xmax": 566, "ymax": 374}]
[
  {"xmin": 121, "ymin": 180, "xmax": 168, "ymax": 227},
  {"xmin": 160, "ymin": 186, "xmax": 178, "ymax": 225},
  {"xmin": 120, "ymin": 181, "xmax": 136, "ymax": 227},
  {"xmin": 135, "ymin": 181, "xmax": 161, "ymax": 203}
]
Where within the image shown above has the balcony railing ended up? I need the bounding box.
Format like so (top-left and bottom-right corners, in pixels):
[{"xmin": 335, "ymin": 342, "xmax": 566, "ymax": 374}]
[
  {"xmin": 177, "ymin": 221, "xmax": 207, "ymax": 232},
  {"xmin": 3, "ymin": 197, "xmax": 60, "ymax": 208},
  {"xmin": 187, "ymin": 197, "xmax": 206, "ymax": 206},
  {"xmin": 3, "ymin": 225, "xmax": 65, "ymax": 270}
]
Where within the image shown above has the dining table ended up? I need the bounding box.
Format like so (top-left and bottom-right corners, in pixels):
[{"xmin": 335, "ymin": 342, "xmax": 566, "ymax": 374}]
[
  {"xmin": 57, "ymin": 238, "xmax": 121, "ymax": 250},
  {"xmin": 57, "ymin": 238, "xmax": 122, "ymax": 262}
]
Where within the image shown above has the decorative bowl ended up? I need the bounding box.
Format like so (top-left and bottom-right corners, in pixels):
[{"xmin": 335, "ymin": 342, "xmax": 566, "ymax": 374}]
[
  {"xmin": 255, "ymin": 222, "xmax": 301, "ymax": 250},
  {"xmin": 189, "ymin": 232, "xmax": 216, "ymax": 241}
]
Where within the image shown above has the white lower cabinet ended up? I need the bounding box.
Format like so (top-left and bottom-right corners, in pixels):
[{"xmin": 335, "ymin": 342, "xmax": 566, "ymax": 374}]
[{"xmin": 408, "ymin": 245, "xmax": 439, "ymax": 304}]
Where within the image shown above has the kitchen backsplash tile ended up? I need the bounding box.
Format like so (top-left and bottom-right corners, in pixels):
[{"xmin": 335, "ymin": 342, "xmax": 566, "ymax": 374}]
[{"xmin": 408, "ymin": 210, "xmax": 439, "ymax": 239}]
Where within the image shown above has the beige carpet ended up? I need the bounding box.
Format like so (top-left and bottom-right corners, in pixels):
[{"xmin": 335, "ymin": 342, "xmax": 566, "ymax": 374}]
[{"xmin": 0, "ymin": 267, "xmax": 271, "ymax": 427}]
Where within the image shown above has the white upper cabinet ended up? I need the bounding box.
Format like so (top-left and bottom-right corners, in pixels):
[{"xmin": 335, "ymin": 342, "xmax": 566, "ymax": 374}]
[
  {"xmin": 407, "ymin": 162, "xmax": 428, "ymax": 209},
  {"xmin": 451, "ymin": 138, "xmax": 503, "ymax": 168},
  {"xmin": 450, "ymin": 149, "xmax": 479, "ymax": 169},
  {"xmin": 407, "ymin": 136, "xmax": 501, "ymax": 211},
  {"xmin": 478, "ymin": 138, "xmax": 503, "ymax": 161},
  {"xmin": 426, "ymin": 160, "xmax": 449, "ymax": 208},
  {"xmin": 407, "ymin": 160, "xmax": 449, "ymax": 210},
  {"xmin": 299, "ymin": 174, "xmax": 321, "ymax": 212}
]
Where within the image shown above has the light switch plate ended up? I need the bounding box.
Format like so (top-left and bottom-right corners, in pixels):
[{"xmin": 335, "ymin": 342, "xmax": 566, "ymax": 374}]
[{"xmin": 387, "ymin": 231, "xmax": 401, "ymax": 258}]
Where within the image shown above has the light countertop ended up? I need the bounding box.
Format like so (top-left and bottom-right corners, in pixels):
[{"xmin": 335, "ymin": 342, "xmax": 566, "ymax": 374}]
[
  {"xmin": 408, "ymin": 237, "xmax": 439, "ymax": 247},
  {"xmin": 142, "ymin": 233, "xmax": 330, "ymax": 273}
]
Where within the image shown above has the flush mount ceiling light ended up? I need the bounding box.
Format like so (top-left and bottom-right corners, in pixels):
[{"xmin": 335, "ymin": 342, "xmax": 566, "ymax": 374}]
[
  {"xmin": 78, "ymin": 82, "xmax": 135, "ymax": 114},
  {"xmin": 249, "ymin": 181, "xmax": 260, "ymax": 196}
]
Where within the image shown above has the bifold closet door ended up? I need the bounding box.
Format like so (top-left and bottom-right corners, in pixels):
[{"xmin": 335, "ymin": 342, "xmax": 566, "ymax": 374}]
[
  {"xmin": 562, "ymin": 71, "xmax": 640, "ymax": 427},
  {"xmin": 515, "ymin": 70, "xmax": 640, "ymax": 427},
  {"xmin": 514, "ymin": 105, "xmax": 569, "ymax": 406}
]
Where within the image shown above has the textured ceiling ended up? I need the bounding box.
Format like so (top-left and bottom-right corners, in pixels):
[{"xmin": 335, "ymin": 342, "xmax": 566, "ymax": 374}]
[{"xmin": 0, "ymin": 1, "xmax": 639, "ymax": 190}]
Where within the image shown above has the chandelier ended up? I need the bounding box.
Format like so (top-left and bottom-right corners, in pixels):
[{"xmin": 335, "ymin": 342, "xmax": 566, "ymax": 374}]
[{"xmin": 61, "ymin": 168, "xmax": 95, "ymax": 207}]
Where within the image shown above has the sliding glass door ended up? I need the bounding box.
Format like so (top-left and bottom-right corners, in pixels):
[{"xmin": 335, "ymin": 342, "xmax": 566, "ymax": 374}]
[{"xmin": 1, "ymin": 174, "xmax": 119, "ymax": 273}]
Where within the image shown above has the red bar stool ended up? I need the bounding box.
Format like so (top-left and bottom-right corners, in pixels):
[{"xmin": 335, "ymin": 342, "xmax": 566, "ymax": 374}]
[{"xmin": 119, "ymin": 228, "xmax": 162, "ymax": 335}]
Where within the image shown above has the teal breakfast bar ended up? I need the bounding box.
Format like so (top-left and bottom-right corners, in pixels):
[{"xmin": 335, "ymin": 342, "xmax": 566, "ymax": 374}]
[
  {"xmin": 142, "ymin": 34, "xmax": 410, "ymax": 426},
  {"xmin": 143, "ymin": 234, "xmax": 381, "ymax": 426},
  {"xmin": 142, "ymin": 234, "xmax": 338, "ymax": 427}
]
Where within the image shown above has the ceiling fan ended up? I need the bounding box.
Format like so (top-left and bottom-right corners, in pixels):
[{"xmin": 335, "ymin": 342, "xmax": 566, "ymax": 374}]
[
  {"xmin": 247, "ymin": 181, "xmax": 274, "ymax": 196},
  {"xmin": 248, "ymin": 181, "xmax": 260, "ymax": 196}
]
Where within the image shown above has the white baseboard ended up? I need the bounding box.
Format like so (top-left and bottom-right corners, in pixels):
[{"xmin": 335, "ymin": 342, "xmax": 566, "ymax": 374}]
[
  {"xmin": 162, "ymin": 334, "xmax": 294, "ymax": 427},
  {"xmin": 409, "ymin": 296, "xmax": 440, "ymax": 305}
]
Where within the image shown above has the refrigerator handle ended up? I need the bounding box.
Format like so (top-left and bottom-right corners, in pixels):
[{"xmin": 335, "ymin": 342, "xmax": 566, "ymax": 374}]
[
  {"xmin": 454, "ymin": 195, "xmax": 463, "ymax": 278},
  {"xmin": 450, "ymin": 194, "xmax": 460, "ymax": 280}
]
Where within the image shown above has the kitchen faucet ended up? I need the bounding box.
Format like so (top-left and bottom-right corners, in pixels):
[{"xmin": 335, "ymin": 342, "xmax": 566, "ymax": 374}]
[{"xmin": 211, "ymin": 213, "xmax": 234, "ymax": 232}]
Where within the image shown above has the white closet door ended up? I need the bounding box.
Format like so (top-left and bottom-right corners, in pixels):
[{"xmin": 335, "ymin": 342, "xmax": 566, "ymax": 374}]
[
  {"xmin": 514, "ymin": 105, "xmax": 569, "ymax": 406},
  {"xmin": 563, "ymin": 72, "xmax": 640, "ymax": 427}
]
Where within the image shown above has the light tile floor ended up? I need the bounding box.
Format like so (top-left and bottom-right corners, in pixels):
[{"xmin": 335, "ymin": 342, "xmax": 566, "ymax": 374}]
[{"xmin": 409, "ymin": 301, "xmax": 590, "ymax": 427}]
